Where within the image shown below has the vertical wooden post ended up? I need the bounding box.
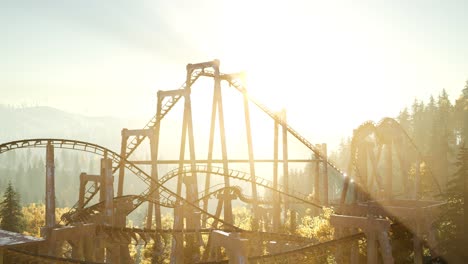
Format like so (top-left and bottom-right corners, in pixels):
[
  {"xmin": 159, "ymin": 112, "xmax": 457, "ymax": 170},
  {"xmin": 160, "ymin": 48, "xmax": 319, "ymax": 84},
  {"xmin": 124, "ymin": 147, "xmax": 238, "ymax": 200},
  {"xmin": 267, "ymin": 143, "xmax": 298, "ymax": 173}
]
[
  {"xmin": 281, "ymin": 110, "xmax": 289, "ymax": 222},
  {"xmin": 357, "ymin": 145, "xmax": 368, "ymax": 202},
  {"xmin": 465, "ymin": 165, "xmax": 468, "ymax": 262},
  {"xmin": 386, "ymin": 143, "xmax": 393, "ymax": 200},
  {"xmin": 314, "ymin": 153, "xmax": 320, "ymax": 204},
  {"xmin": 45, "ymin": 142, "xmax": 55, "ymax": 228},
  {"xmin": 214, "ymin": 61, "xmax": 233, "ymax": 225},
  {"xmin": 322, "ymin": 143, "xmax": 328, "ymax": 206},
  {"xmin": 273, "ymin": 119, "xmax": 280, "ymax": 232},
  {"xmin": 43, "ymin": 142, "xmax": 57, "ymax": 257},
  {"xmin": 413, "ymin": 232, "xmax": 423, "ymax": 264},
  {"xmin": 101, "ymin": 158, "xmax": 114, "ymax": 227},
  {"xmin": 367, "ymin": 230, "xmax": 378, "ymax": 263},
  {"xmin": 203, "ymin": 72, "xmax": 219, "ymax": 228},
  {"xmin": 378, "ymin": 231, "xmax": 394, "ymax": 264},
  {"xmin": 341, "ymin": 176, "xmax": 350, "ymax": 205},
  {"xmin": 117, "ymin": 129, "xmax": 128, "ymax": 197},
  {"xmin": 78, "ymin": 173, "xmax": 86, "ymax": 209},
  {"xmin": 147, "ymin": 96, "xmax": 162, "ymax": 230},
  {"xmin": 415, "ymin": 158, "xmax": 420, "ymax": 200},
  {"xmin": 243, "ymin": 89, "xmax": 259, "ymax": 229}
]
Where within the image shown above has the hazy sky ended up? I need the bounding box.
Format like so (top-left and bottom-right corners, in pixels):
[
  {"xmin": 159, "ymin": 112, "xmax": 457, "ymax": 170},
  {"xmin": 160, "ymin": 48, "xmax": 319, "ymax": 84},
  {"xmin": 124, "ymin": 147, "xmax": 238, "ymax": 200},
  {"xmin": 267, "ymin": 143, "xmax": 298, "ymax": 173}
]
[{"xmin": 1, "ymin": 0, "xmax": 468, "ymax": 150}]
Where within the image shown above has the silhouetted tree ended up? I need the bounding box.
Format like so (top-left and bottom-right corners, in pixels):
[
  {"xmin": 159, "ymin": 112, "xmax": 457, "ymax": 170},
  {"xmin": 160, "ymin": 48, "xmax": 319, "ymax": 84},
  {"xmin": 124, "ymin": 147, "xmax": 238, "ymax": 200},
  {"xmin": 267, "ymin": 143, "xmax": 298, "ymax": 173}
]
[
  {"xmin": 398, "ymin": 107, "xmax": 411, "ymax": 135},
  {"xmin": 0, "ymin": 182, "xmax": 25, "ymax": 233},
  {"xmin": 454, "ymin": 81, "xmax": 468, "ymax": 143},
  {"xmin": 437, "ymin": 144, "xmax": 467, "ymax": 263}
]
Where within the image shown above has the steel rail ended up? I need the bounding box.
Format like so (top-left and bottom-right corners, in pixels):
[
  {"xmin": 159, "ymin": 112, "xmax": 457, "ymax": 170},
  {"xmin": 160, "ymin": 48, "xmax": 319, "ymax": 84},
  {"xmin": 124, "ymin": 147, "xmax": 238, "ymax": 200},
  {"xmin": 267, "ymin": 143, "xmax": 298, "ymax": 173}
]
[{"xmin": 0, "ymin": 138, "xmax": 241, "ymax": 231}]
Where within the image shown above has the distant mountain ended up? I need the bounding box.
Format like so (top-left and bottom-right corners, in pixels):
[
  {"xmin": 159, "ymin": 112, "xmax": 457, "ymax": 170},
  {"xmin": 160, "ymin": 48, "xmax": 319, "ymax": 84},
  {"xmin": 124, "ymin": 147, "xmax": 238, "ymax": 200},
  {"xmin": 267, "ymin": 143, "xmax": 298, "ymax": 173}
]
[{"xmin": 0, "ymin": 105, "xmax": 146, "ymax": 152}]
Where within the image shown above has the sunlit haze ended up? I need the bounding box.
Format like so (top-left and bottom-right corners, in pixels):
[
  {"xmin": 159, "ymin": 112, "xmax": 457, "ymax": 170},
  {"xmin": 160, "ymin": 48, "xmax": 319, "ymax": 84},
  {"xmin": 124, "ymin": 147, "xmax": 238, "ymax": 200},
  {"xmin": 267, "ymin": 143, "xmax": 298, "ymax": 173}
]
[{"xmin": 1, "ymin": 0, "xmax": 468, "ymax": 150}]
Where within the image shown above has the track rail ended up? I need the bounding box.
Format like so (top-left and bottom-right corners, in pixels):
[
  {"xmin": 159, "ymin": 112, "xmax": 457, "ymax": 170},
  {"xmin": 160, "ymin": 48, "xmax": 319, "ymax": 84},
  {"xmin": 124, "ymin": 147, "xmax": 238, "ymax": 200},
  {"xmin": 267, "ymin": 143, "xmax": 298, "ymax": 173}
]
[
  {"xmin": 0, "ymin": 138, "xmax": 240, "ymax": 230},
  {"xmin": 95, "ymin": 225, "xmax": 313, "ymax": 245},
  {"xmin": 121, "ymin": 69, "xmax": 204, "ymax": 161},
  {"xmin": 199, "ymin": 71, "xmax": 347, "ymax": 177},
  {"xmin": 346, "ymin": 118, "xmax": 442, "ymax": 200},
  {"xmin": 5, "ymin": 248, "xmax": 105, "ymax": 264},
  {"xmin": 158, "ymin": 165, "xmax": 322, "ymax": 208}
]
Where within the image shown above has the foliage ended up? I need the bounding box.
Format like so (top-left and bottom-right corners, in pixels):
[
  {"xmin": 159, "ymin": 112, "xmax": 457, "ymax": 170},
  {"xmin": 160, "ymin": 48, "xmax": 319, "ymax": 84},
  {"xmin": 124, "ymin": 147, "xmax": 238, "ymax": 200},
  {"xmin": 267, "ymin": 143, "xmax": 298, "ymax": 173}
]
[
  {"xmin": 233, "ymin": 206, "xmax": 255, "ymax": 230},
  {"xmin": 296, "ymin": 207, "xmax": 334, "ymax": 242},
  {"xmin": 0, "ymin": 182, "xmax": 26, "ymax": 233},
  {"xmin": 21, "ymin": 203, "xmax": 70, "ymax": 237},
  {"xmin": 436, "ymin": 144, "xmax": 467, "ymax": 262},
  {"xmin": 140, "ymin": 213, "xmax": 174, "ymax": 264}
]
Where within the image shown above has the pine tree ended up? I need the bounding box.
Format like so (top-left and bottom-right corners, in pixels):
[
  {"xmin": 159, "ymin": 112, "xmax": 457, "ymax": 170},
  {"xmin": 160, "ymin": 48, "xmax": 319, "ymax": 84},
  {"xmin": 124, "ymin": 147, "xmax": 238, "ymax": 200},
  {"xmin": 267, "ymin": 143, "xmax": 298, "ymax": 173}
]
[
  {"xmin": 454, "ymin": 81, "xmax": 468, "ymax": 143},
  {"xmin": 0, "ymin": 182, "xmax": 26, "ymax": 233},
  {"xmin": 438, "ymin": 144, "xmax": 467, "ymax": 262}
]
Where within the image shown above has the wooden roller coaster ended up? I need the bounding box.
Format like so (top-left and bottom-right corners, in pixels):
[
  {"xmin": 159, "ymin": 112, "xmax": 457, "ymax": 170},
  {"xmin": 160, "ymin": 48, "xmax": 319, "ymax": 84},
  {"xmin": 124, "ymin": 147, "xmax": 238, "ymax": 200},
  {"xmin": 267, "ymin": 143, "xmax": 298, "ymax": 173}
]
[{"xmin": 0, "ymin": 60, "xmax": 444, "ymax": 263}]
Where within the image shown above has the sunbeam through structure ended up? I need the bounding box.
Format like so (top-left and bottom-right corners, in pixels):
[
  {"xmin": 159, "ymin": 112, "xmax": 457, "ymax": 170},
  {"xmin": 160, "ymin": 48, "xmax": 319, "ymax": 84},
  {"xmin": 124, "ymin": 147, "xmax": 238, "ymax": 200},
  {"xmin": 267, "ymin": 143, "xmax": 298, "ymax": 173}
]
[{"xmin": 0, "ymin": 60, "xmax": 444, "ymax": 264}]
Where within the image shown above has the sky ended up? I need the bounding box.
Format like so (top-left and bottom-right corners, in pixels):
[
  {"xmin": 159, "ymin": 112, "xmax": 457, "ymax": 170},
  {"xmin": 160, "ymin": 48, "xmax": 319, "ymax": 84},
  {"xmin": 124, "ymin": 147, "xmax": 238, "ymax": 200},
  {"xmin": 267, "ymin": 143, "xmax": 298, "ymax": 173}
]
[{"xmin": 1, "ymin": 0, "xmax": 468, "ymax": 151}]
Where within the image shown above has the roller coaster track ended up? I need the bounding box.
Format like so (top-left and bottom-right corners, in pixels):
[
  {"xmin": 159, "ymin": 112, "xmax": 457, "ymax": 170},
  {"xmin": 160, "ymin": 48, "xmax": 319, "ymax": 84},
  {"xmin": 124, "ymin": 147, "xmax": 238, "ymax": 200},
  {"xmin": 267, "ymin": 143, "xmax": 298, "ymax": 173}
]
[
  {"xmin": 94, "ymin": 225, "xmax": 314, "ymax": 245},
  {"xmin": 4, "ymin": 248, "xmax": 105, "ymax": 264},
  {"xmin": 71, "ymin": 70, "xmax": 205, "ymax": 214},
  {"xmin": 0, "ymin": 139, "xmax": 240, "ymax": 231},
  {"xmin": 346, "ymin": 118, "xmax": 442, "ymax": 199},
  {"xmin": 199, "ymin": 231, "xmax": 365, "ymax": 264},
  {"xmin": 66, "ymin": 178, "xmax": 316, "ymax": 224},
  {"xmin": 157, "ymin": 165, "xmax": 322, "ymax": 208},
  {"xmin": 199, "ymin": 71, "xmax": 347, "ymax": 177},
  {"xmin": 120, "ymin": 69, "xmax": 204, "ymax": 162},
  {"xmin": 4, "ymin": 229, "xmax": 359, "ymax": 264}
]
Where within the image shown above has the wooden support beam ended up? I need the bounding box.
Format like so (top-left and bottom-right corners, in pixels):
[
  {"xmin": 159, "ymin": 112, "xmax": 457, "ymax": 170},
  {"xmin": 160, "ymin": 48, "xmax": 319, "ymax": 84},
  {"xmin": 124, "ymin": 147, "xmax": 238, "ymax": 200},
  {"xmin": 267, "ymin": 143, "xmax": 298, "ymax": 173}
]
[
  {"xmin": 45, "ymin": 142, "xmax": 55, "ymax": 228},
  {"xmin": 243, "ymin": 87, "xmax": 259, "ymax": 230},
  {"xmin": 281, "ymin": 109, "xmax": 289, "ymax": 221},
  {"xmin": 117, "ymin": 130, "xmax": 128, "ymax": 197},
  {"xmin": 322, "ymin": 143, "xmax": 328, "ymax": 205},
  {"xmin": 273, "ymin": 119, "xmax": 280, "ymax": 232},
  {"xmin": 131, "ymin": 159, "xmax": 320, "ymax": 165},
  {"xmin": 330, "ymin": 214, "xmax": 391, "ymax": 232}
]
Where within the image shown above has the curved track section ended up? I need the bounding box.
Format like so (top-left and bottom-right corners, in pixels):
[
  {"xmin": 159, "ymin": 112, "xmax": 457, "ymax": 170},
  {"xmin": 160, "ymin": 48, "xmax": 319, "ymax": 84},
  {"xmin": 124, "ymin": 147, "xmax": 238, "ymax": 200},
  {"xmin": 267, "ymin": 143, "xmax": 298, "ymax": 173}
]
[
  {"xmin": 5, "ymin": 248, "xmax": 104, "ymax": 264},
  {"xmin": 67, "ymin": 181, "xmax": 312, "ymax": 224},
  {"xmin": 343, "ymin": 117, "xmax": 442, "ymax": 203},
  {"xmin": 0, "ymin": 138, "xmax": 240, "ymax": 230},
  {"xmin": 121, "ymin": 69, "xmax": 204, "ymax": 161},
  {"xmin": 158, "ymin": 165, "xmax": 322, "ymax": 208},
  {"xmin": 95, "ymin": 225, "xmax": 313, "ymax": 245},
  {"xmin": 199, "ymin": 71, "xmax": 347, "ymax": 177}
]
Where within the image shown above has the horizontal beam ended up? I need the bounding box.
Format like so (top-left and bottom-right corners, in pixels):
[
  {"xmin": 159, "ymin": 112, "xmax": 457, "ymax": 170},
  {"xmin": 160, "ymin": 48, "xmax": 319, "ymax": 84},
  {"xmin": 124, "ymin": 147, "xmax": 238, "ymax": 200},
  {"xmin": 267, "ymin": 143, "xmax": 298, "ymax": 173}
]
[
  {"xmin": 330, "ymin": 214, "xmax": 391, "ymax": 232},
  {"xmin": 187, "ymin": 60, "xmax": 219, "ymax": 71},
  {"xmin": 122, "ymin": 128, "xmax": 152, "ymax": 137},
  {"xmin": 130, "ymin": 159, "xmax": 322, "ymax": 165},
  {"xmin": 157, "ymin": 89, "xmax": 186, "ymax": 98}
]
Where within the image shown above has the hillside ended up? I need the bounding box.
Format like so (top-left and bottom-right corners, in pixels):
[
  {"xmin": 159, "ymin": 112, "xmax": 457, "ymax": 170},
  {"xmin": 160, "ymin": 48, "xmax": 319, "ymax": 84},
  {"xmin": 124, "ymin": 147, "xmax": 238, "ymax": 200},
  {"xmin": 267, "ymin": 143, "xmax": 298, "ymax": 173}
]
[{"xmin": 0, "ymin": 105, "xmax": 144, "ymax": 151}]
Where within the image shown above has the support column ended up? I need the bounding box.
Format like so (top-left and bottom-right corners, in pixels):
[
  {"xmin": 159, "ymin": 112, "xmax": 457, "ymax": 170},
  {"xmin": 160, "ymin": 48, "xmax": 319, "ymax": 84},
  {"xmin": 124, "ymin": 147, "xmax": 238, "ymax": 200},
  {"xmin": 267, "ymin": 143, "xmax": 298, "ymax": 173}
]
[
  {"xmin": 314, "ymin": 153, "xmax": 320, "ymax": 204},
  {"xmin": 413, "ymin": 222, "xmax": 423, "ymax": 264},
  {"xmin": 101, "ymin": 158, "xmax": 114, "ymax": 226},
  {"xmin": 386, "ymin": 143, "xmax": 393, "ymax": 200},
  {"xmin": 414, "ymin": 158, "xmax": 420, "ymax": 200},
  {"xmin": 357, "ymin": 145, "xmax": 368, "ymax": 202},
  {"xmin": 281, "ymin": 109, "xmax": 289, "ymax": 222},
  {"xmin": 147, "ymin": 96, "xmax": 162, "ymax": 230},
  {"xmin": 45, "ymin": 142, "xmax": 55, "ymax": 228},
  {"xmin": 273, "ymin": 119, "xmax": 280, "ymax": 232},
  {"xmin": 117, "ymin": 129, "xmax": 128, "ymax": 197},
  {"xmin": 172, "ymin": 63, "xmax": 204, "ymax": 263},
  {"xmin": 213, "ymin": 61, "xmax": 233, "ymax": 226},
  {"xmin": 322, "ymin": 143, "xmax": 328, "ymax": 206},
  {"xmin": 243, "ymin": 86, "xmax": 259, "ymax": 230},
  {"xmin": 367, "ymin": 229, "xmax": 378, "ymax": 263},
  {"xmin": 42, "ymin": 142, "xmax": 57, "ymax": 257},
  {"xmin": 78, "ymin": 173, "xmax": 86, "ymax": 209},
  {"xmin": 204, "ymin": 73, "xmax": 219, "ymax": 228}
]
